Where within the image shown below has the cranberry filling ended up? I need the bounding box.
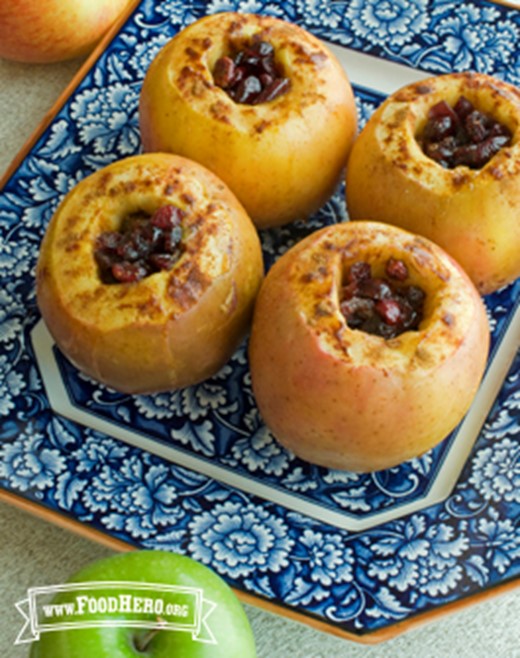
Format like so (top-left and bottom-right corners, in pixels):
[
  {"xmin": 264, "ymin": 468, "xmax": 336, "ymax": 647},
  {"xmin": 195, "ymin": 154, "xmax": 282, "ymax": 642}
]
[
  {"xmin": 340, "ymin": 258, "xmax": 425, "ymax": 339},
  {"xmin": 420, "ymin": 96, "xmax": 512, "ymax": 169},
  {"xmin": 94, "ymin": 205, "xmax": 185, "ymax": 284},
  {"xmin": 213, "ymin": 40, "xmax": 290, "ymax": 105}
]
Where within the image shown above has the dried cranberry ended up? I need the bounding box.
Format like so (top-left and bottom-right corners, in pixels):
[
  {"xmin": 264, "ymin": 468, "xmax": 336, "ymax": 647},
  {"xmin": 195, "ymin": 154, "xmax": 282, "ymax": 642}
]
[
  {"xmin": 151, "ymin": 204, "xmax": 184, "ymax": 229},
  {"xmin": 453, "ymin": 134, "xmax": 511, "ymax": 169},
  {"xmin": 340, "ymin": 297, "xmax": 375, "ymax": 328},
  {"xmin": 94, "ymin": 248, "xmax": 116, "ymax": 273},
  {"xmin": 339, "ymin": 257, "xmax": 425, "ymax": 339},
  {"xmin": 423, "ymin": 100, "xmax": 460, "ymax": 143},
  {"xmin": 358, "ymin": 277, "xmax": 392, "ymax": 301},
  {"xmin": 228, "ymin": 64, "xmax": 244, "ymax": 88},
  {"xmin": 260, "ymin": 56, "xmax": 278, "ymax": 78},
  {"xmin": 96, "ymin": 230, "xmax": 121, "ymax": 253},
  {"xmin": 259, "ymin": 73, "xmax": 273, "ymax": 89},
  {"xmin": 489, "ymin": 121, "xmax": 512, "ymax": 139},
  {"xmin": 254, "ymin": 41, "xmax": 274, "ymax": 57},
  {"xmin": 233, "ymin": 75, "xmax": 262, "ymax": 104},
  {"xmin": 212, "ymin": 39, "xmax": 290, "ymax": 105},
  {"xmin": 111, "ymin": 261, "xmax": 149, "ymax": 283},
  {"xmin": 163, "ymin": 226, "xmax": 183, "ymax": 253},
  {"xmin": 116, "ymin": 239, "xmax": 141, "ymax": 262},
  {"xmin": 241, "ymin": 51, "xmax": 261, "ymax": 69},
  {"xmin": 465, "ymin": 109, "xmax": 491, "ymax": 143},
  {"xmin": 253, "ymin": 77, "xmax": 291, "ymax": 105},
  {"xmin": 375, "ymin": 298, "xmax": 402, "ymax": 325},
  {"xmin": 213, "ymin": 56, "xmax": 236, "ymax": 89},
  {"xmin": 423, "ymin": 136, "xmax": 458, "ymax": 168},
  {"xmin": 405, "ymin": 285, "xmax": 426, "ymax": 310},
  {"xmin": 453, "ymin": 96, "xmax": 473, "ymax": 119},
  {"xmin": 347, "ymin": 261, "xmax": 372, "ymax": 283},
  {"xmin": 386, "ymin": 257, "xmax": 409, "ymax": 281}
]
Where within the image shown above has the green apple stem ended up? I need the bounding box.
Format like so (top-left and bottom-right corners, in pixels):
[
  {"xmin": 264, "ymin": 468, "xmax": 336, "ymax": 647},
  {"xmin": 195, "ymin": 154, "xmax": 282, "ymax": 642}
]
[{"xmin": 133, "ymin": 617, "xmax": 165, "ymax": 653}]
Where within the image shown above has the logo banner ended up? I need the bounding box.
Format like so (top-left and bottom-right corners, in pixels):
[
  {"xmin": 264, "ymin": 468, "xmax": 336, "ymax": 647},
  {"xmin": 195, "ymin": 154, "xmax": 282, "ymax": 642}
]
[{"xmin": 15, "ymin": 581, "xmax": 217, "ymax": 646}]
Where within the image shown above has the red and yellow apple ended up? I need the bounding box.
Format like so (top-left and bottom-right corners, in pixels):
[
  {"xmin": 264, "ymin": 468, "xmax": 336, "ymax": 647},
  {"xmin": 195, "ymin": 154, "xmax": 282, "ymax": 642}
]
[
  {"xmin": 346, "ymin": 72, "xmax": 520, "ymax": 295},
  {"xmin": 37, "ymin": 153, "xmax": 264, "ymax": 394},
  {"xmin": 249, "ymin": 221, "xmax": 490, "ymax": 472},
  {"xmin": 139, "ymin": 12, "xmax": 357, "ymax": 229},
  {"xmin": 0, "ymin": 0, "xmax": 130, "ymax": 63}
]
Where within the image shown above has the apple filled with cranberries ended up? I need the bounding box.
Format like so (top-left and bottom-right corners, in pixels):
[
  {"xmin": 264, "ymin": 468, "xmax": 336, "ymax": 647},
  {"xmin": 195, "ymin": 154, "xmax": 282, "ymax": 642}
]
[
  {"xmin": 139, "ymin": 12, "xmax": 357, "ymax": 228},
  {"xmin": 346, "ymin": 71, "xmax": 520, "ymax": 295},
  {"xmin": 249, "ymin": 221, "xmax": 490, "ymax": 473},
  {"xmin": 36, "ymin": 153, "xmax": 263, "ymax": 394}
]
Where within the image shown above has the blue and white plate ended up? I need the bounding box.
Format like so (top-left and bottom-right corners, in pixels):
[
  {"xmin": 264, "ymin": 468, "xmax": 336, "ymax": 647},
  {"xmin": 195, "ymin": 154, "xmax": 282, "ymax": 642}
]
[{"xmin": 1, "ymin": 0, "xmax": 519, "ymax": 641}]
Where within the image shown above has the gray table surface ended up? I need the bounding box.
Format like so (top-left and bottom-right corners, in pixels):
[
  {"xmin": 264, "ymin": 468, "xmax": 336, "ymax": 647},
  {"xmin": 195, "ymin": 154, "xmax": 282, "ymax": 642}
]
[{"xmin": 1, "ymin": 54, "xmax": 519, "ymax": 658}]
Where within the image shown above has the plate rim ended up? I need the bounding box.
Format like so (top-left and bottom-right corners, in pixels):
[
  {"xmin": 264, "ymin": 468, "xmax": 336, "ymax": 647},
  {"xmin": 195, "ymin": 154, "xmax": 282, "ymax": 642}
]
[
  {"xmin": 1, "ymin": 0, "xmax": 520, "ymax": 645},
  {"xmin": 2, "ymin": 487, "xmax": 520, "ymax": 645}
]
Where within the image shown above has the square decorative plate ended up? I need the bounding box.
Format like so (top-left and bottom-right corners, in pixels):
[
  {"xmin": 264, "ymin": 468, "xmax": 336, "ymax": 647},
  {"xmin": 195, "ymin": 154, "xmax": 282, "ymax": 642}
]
[{"xmin": 1, "ymin": 0, "xmax": 519, "ymax": 643}]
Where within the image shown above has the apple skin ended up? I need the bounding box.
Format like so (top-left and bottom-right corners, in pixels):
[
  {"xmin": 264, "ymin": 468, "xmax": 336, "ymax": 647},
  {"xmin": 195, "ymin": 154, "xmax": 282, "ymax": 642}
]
[
  {"xmin": 0, "ymin": 0, "xmax": 130, "ymax": 63},
  {"xmin": 139, "ymin": 12, "xmax": 357, "ymax": 229},
  {"xmin": 29, "ymin": 550, "xmax": 256, "ymax": 658},
  {"xmin": 249, "ymin": 221, "xmax": 490, "ymax": 472},
  {"xmin": 345, "ymin": 72, "xmax": 520, "ymax": 295},
  {"xmin": 36, "ymin": 153, "xmax": 264, "ymax": 394}
]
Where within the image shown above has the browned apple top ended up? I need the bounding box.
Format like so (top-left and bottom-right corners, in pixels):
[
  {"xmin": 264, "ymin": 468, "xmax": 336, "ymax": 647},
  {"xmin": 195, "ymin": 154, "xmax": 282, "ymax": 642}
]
[
  {"xmin": 166, "ymin": 12, "xmax": 343, "ymax": 131},
  {"xmin": 280, "ymin": 222, "xmax": 482, "ymax": 371},
  {"xmin": 372, "ymin": 72, "xmax": 520, "ymax": 190},
  {"xmin": 39, "ymin": 156, "xmax": 239, "ymax": 328}
]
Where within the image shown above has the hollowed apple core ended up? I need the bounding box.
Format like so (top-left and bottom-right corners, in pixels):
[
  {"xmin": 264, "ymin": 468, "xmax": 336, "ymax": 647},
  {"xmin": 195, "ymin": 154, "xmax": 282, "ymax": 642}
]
[
  {"xmin": 339, "ymin": 257, "xmax": 426, "ymax": 339},
  {"xmin": 94, "ymin": 204, "xmax": 185, "ymax": 284},
  {"xmin": 212, "ymin": 38, "xmax": 290, "ymax": 104},
  {"xmin": 417, "ymin": 95, "xmax": 512, "ymax": 169}
]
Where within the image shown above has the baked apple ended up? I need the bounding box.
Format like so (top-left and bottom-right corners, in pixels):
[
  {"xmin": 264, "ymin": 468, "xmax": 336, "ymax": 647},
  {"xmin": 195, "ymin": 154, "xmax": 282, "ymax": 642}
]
[
  {"xmin": 37, "ymin": 153, "xmax": 264, "ymax": 394},
  {"xmin": 139, "ymin": 12, "xmax": 357, "ymax": 229},
  {"xmin": 249, "ymin": 221, "xmax": 489, "ymax": 472},
  {"xmin": 346, "ymin": 71, "xmax": 520, "ymax": 295}
]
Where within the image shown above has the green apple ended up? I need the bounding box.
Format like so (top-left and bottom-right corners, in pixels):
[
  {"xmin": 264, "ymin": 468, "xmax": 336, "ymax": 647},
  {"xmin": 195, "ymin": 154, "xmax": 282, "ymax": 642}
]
[{"xmin": 29, "ymin": 550, "xmax": 256, "ymax": 657}]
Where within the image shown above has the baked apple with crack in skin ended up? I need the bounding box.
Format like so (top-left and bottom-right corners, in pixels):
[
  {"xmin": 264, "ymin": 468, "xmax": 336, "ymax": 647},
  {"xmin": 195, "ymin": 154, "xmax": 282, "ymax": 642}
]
[
  {"xmin": 37, "ymin": 153, "xmax": 264, "ymax": 394},
  {"xmin": 139, "ymin": 12, "xmax": 357, "ymax": 229},
  {"xmin": 346, "ymin": 71, "xmax": 520, "ymax": 295},
  {"xmin": 249, "ymin": 221, "xmax": 490, "ymax": 473}
]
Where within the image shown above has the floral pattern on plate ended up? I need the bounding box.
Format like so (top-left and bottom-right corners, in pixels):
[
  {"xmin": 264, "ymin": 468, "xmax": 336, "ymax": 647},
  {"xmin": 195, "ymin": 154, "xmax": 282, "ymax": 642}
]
[{"xmin": 1, "ymin": 0, "xmax": 520, "ymax": 638}]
